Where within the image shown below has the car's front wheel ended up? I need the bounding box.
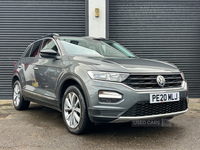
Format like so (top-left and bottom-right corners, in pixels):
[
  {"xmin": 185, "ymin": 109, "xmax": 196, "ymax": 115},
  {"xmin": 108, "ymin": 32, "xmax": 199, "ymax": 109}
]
[
  {"xmin": 62, "ymin": 85, "xmax": 91, "ymax": 134},
  {"xmin": 13, "ymin": 80, "xmax": 30, "ymax": 110}
]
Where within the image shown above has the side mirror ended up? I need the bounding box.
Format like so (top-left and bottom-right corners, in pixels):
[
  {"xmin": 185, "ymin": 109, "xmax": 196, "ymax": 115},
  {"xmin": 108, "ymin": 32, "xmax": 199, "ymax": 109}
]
[{"xmin": 40, "ymin": 49, "xmax": 57, "ymax": 58}]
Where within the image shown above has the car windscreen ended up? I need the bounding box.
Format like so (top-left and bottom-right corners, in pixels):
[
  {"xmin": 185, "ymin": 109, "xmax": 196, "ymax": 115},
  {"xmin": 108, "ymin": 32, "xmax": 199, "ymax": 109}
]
[{"xmin": 58, "ymin": 37, "xmax": 135, "ymax": 58}]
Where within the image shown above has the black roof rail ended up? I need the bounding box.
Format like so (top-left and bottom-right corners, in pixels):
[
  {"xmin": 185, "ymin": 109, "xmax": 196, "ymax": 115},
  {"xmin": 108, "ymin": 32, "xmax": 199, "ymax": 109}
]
[{"xmin": 42, "ymin": 33, "xmax": 59, "ymax": 38}]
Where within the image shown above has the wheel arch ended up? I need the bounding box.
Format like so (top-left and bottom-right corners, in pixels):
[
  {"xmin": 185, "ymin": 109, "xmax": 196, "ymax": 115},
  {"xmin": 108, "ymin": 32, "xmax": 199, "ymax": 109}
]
[
  {"xmin": 12, "ymin": 73, "xmax": 20, "ymax": 88},
  {"xmin": 57, "ymin": 74, "xmax": 90, "ymax": 111}
]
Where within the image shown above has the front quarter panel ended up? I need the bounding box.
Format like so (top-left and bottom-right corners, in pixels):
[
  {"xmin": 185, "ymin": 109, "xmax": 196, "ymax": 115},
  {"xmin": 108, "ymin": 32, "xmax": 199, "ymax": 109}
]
[{"xmin": 56, "ymin": 59, "xmax": 98, "ymax": 107}]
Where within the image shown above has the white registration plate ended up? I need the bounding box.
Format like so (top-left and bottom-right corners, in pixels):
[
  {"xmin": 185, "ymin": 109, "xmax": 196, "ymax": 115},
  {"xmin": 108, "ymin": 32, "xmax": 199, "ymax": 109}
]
[{"xmin": 150, "ymin": 92, "xmax": 180, "ymax": 104}]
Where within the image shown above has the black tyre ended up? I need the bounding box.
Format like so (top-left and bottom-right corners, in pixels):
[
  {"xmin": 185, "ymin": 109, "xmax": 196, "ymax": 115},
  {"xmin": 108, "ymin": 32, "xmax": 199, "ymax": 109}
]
[
  {"xmin": 62, "ymin": 85, "xmax": 91, "ymax": 134},
  {"xmin": 13, "ymin": 80, "xmax": 30, "ymax": 110}
]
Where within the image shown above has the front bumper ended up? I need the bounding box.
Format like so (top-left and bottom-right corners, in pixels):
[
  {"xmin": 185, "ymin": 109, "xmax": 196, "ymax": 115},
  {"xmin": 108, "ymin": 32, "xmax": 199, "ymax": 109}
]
[
  {"xmin": 85, "ymin": 79, "xmax": 188, "ymax": 123},
  {"xmin": 111, "ymin": 109, "xmax": 188, "ymax": 123}
]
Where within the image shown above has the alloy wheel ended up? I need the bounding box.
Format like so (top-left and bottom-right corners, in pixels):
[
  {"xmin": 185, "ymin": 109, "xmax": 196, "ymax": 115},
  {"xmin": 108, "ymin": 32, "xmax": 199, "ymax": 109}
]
[
  {"xmin": 13, "ymin": 82, "xmax": 21, "ymax": 107},
  {"xmin": 64, "ymin": 92, "xmax": 81, "ymax": 128}
]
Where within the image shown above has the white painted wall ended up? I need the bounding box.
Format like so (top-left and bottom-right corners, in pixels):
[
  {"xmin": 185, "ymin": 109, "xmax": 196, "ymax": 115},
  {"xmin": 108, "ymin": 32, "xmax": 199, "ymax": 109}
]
[{"xmin": 88, "ymin": 0, "xmax": 106, "ymax": 38}]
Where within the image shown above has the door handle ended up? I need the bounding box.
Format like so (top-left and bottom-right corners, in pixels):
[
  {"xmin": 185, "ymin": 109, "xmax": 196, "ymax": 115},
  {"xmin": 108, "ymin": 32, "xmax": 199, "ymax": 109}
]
[{"xmin": 33, "ymin": 67, "xmax": 38, "ymax": 70}]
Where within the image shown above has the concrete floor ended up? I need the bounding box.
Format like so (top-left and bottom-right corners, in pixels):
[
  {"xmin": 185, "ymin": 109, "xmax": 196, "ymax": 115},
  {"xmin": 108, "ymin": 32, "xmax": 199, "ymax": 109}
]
[{"xmin": 0, "ymin": 99, "xmax": 200, "ymax": 150}]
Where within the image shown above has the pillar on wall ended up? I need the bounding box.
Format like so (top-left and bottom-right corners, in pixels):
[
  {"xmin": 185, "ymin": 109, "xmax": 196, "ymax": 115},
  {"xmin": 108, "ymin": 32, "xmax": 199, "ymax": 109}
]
[{"xmin": 88, "ymin": 0, "xmax": 107, "ymax": 38}]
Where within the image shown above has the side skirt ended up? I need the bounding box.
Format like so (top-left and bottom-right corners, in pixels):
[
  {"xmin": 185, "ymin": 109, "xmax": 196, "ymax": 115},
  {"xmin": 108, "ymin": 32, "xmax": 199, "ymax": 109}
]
[{"xmin": 22, "ymin": 89, "xmax": 61, "ymax": 112}]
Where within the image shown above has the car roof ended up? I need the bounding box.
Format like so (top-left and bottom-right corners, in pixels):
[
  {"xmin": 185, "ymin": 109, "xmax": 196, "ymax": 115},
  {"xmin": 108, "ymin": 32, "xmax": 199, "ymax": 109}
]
[{"xmin": 58, "ymin": 36, "xmax": 107, "ymax": 41}]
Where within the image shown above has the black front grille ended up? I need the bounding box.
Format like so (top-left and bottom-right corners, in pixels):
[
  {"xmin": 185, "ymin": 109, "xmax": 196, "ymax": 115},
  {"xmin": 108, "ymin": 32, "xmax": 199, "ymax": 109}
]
[
  {"xmin": 123, "ymin": 74, "xmax": 183, "ymax": 89},
  {"xmin": 122, "ymin": 98, "xmax": 187, "ymax": 117}
]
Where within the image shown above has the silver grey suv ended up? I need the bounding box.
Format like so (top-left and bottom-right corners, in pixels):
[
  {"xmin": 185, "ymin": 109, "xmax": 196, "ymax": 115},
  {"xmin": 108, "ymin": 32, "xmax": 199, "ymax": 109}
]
[{"xmin": 12, "ymin": 33, "xmax": 188, "ymax": 134}]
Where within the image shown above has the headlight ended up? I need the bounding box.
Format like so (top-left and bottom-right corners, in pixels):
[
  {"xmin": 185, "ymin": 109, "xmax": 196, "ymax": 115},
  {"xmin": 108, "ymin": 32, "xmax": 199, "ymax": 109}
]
[{"xmin": 87, "ymin": 71, "xmax": 129, "ymax": 82}]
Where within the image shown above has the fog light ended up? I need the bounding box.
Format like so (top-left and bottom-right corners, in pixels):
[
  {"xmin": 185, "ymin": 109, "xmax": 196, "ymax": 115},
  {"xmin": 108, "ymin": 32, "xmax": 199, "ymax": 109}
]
[{"xmin": 99, "ymin": 91, "xmax": 122, "ymax": 103}]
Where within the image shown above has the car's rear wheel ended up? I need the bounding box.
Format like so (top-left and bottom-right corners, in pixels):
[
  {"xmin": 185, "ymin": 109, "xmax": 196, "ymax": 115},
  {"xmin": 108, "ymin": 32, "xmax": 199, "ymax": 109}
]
[
  {"xmin": 62, "ymin": 85, "xmax": 91, "ymax": 134},
  {"xmin": 13, "ymin": 80, "xmax": 30, "ymax": 110}
]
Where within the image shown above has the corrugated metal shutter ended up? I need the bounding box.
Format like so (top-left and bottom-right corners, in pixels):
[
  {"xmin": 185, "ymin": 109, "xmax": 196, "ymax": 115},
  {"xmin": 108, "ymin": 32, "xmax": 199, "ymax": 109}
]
[
  {"xmin": 109, "ymin": 0, "xmax": 200, "ymax": 98},
  {"xmin": 0, "ymin": 0, "xmax": 85, "ymax": 99}
]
